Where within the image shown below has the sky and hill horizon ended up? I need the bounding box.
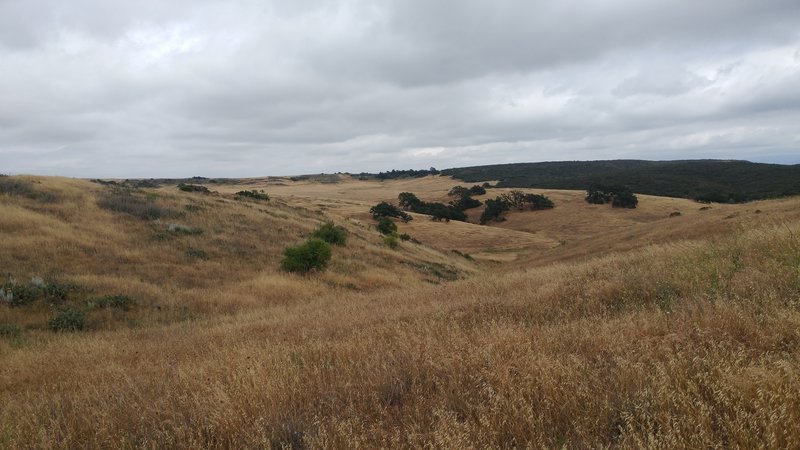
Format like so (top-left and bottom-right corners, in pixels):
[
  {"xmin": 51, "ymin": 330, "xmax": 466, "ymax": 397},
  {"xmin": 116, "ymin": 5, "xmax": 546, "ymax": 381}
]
[{"xmin": 1, "ymin": 1, "xmax": 799, "ymax": 177}]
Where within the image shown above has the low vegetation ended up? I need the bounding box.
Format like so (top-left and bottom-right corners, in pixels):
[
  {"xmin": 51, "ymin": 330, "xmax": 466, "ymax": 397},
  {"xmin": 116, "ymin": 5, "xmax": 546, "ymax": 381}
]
[
  {"xmin": 586, "ymin": 185, "xmax": 639, "ymax": 208},
  {"xmin": 98, "ymin": 188, "xmax": 181, "ymax": 220},
  {"xmin": 2, "ymin": 174, "xmax": 800, "ymax": 448},
  {"xmin": 280, "ymin": 239, "xmax": 333, "ymax": 273},
  {"xmin": 235, "ymin": 189, "xmax": 270, "ymax": 201},
  {"xmin": 177, "ymin": 183, "xmax": 211, "ymax": 194},
  {"xmin": 310, "ymin": 222, "xmax": 348, "ymax": 245}
]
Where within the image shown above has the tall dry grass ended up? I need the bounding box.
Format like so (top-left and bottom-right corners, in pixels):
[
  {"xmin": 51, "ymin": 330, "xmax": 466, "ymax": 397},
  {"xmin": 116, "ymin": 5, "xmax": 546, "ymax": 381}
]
[{"xmin": 1, "ymin": 177, "xmax": 799, "ymax": 450}]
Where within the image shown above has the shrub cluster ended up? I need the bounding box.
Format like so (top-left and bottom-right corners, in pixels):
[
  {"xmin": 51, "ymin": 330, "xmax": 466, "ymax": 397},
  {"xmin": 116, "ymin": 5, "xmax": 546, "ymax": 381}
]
[
  {"xmin": 281, "ymin": 239, "xmax": 332, "ymax": 273},
  {"xmin": 1, "ymin": 277, "xmax": 78, "ymax": 307},
  {"xmin": 0, "ymin": 177, "xmax": 59, "ymax": 202},
  {"xmin": 98, "ymin": 189, "xmax": 181, "ymax": 220},
  {"xmin": 177, "ymin": 184, "xmax": 211, "ymax": 193},
  {"xmin": 48, "ymin": 307, "xmax": 86, "ymax": 332},
  {"xmin": 376, "ymin": 217, "xmax": 398, "ymax": 235},
  {"xmin": 0, "ymin": 323, "xmax": 21, "ymax": 339},
  {"xmin": 88, "ymin": 294, "xmax": 135, "ymax": 311},
  {"xmin": 585, "ymin": 185, "xmax": 638, "ymax": 208},
  {"xmin": 311, "ymin": 222, "xmax": 348, "ymax": 245},
  {"xmin": 235, "ymin": 190, "xmax": 269, "ymax": 201}
]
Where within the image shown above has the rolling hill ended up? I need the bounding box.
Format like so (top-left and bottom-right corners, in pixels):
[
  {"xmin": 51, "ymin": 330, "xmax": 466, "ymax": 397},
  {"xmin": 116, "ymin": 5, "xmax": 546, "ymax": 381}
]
[
  {"xmin": 441, "ymin": 159, "xmax": 800, "ymax": 202},
  {"xmin": 1, "ymin": 173, "xmax": 799, "ymax": 448}
]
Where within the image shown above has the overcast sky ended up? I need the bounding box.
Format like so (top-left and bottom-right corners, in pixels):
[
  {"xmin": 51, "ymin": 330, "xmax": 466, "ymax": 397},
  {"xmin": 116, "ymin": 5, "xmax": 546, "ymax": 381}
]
[{"xmin": 1, "ymin": 0, "xmax": 799, "ymax": 177}]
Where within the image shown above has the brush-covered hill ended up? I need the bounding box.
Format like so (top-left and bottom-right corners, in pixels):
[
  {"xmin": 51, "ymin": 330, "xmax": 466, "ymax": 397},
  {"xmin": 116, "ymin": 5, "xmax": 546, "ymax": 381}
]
[
  {"xmin": 1, "ymin": 173, "xmax": 800, "ymax": 448},
  {"xmin": 441, "ymin": 159, "xmax": 800, "ymax": 203}
]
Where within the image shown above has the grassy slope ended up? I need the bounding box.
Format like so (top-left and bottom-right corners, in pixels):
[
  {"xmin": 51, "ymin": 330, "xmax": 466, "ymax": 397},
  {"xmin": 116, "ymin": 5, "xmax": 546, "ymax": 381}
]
[{"xmin": 1, "ymin": 175, "xmax": 799, "ymax": 448}]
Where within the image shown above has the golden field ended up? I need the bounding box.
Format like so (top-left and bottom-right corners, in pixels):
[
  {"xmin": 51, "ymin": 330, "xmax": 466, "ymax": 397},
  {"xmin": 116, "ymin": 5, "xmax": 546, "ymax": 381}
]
[{"xmin": 1, "ymin": 174, "xmax": 799, "ymax": 449}]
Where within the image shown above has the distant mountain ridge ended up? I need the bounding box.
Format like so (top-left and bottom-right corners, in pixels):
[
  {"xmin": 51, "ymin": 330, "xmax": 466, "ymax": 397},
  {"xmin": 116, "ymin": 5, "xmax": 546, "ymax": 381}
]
[{"xmin": 441, "ymin": 159, "xmax": 800, "ymax": 203}]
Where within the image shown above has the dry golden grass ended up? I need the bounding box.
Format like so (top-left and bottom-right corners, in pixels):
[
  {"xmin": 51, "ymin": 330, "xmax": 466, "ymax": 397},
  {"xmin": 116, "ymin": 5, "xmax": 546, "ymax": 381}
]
[{"xmin": 1, "ymin": 175, "xmax": 800, "ymax": 448}]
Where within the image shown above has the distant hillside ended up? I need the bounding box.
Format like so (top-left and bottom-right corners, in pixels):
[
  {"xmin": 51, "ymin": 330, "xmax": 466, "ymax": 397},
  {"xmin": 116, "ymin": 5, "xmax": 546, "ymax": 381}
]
[{"xmin": 441, "ymin": 160, "xmax": 800, "ymax": 203}]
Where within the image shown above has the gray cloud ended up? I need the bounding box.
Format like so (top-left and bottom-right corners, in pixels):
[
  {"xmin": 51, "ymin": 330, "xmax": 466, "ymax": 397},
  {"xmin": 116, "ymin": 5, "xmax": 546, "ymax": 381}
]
[{"xmin": 1, "ymin": 0, "xmax": 799, "ymax": 177}]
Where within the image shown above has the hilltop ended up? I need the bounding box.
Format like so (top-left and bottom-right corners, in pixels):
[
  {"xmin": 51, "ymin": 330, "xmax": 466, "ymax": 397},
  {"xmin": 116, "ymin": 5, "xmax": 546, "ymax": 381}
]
[
  {"xmin": 441, "ymin": 159, "xmax": 800, "ymax": 203},
  {"xmin": 1, "ymin": 173, "xmax": 799, "ymax": 448}
]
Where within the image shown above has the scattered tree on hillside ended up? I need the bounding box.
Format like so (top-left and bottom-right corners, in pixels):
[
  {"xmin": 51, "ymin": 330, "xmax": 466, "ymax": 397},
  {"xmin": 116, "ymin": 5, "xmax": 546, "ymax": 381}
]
[
  {"xmin": 395, "ymin": 192, "xmax": 469, "ymax": 222},
  {"xmin": 448, "ymin": 186, "xmax": 471, "ymax": 197},
  {"xmin": 398, "ymin": 192, "xmax": 422, "ymax": 210},
  {"xmin": 479, "ymin": 197, "xmax": 510, "ymax": 224},
  {"xmin": 500, "ymin": 191, "xmax": 554, "ymax": 210},
  {"xmin": 448, "ymin": 195, "xmax": 482, "ymax": 211},
  {"xmin": 469, "ymin": 185, "xmax": 487, "ymax": 195},
  {"xmin": 370, "ymin": 201, "xmax": 412, "ymax": 222},
  {"xmin": 479, "ymin": 192, "xmax": 554, "ymax": 224},
  {"xmin": 585, "ymin": 184, "xmax": 638, "ymax": 208},
  {"xmin": 612, "ymin": 191, "xmax": 639, "ymax": 208},
  {"xmin": 523, "ymin": 193, "xmax": 554, "ymax": 210}
]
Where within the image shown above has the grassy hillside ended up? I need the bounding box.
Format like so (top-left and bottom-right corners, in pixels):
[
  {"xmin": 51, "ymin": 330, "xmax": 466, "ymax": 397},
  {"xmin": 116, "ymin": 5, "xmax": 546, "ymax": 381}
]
[
  {"xmin": 2, "ymin": 174, "xmax": 800, "ymax": 448},
  {"xmin": 442, "ymin": 159, "xmax": 800, "ymax": 202}
]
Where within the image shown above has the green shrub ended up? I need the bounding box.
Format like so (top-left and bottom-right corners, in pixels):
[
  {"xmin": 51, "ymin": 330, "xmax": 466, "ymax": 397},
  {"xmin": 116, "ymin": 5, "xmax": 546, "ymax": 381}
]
[
  {"xmin": 3, "ymin": 283, "xmax": 43, "ymax": 307},
  {"xmin": 235, "ymin": 190, "xmax": 269, "ymax": 201},
  {"xmin": 89, "ymin": 295, "xmax": 135, "ymax": 311},
  {"xmin": 311, "ymin": 222, "xmax": 348, "ymax": 245},
  {"xmin": 469, "ymin": 185, "xmax": 487, "ymax": 195},
  {"xmin": 612, "ymin": 191, "xmax": 639, "ymax": 208},
  {"xmin": 376, "ymin": 217, "xmax": 398, "ymax": 235},
  {"xmin": 48, "ymin": 307, "xmax": 86, "ymax": 332},
  {"xmin": 383, "ymin": 234, "xmax": 399, "ymax": 249},
  {"xmin": 0, "ymin": 323, "xmax": 21, "ymax": 339},
  {"xmin": 45, "ymin": 279, "xmax": 79, "ymax": 302},
  {"xmin": 281, "ymin": 239, "xmax": 332, "ymax": 273},
  {"xmin": 177, "ymin": 184, "xmax": 210, "ymax": 193},
  {"xmin": 186, "ymin": 248, "xmax": 209, "ymax": 259},
  {"xmin": 0, "ymin": 178, "xmax": 34, "ymax": 197},
  {"xmin": 98, "ymin": 190, "xmax": 181, "ymax": 220}
]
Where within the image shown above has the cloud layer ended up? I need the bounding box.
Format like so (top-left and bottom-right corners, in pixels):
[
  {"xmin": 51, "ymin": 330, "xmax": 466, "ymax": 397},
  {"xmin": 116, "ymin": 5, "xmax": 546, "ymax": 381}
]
[{"xmin": 1, "ymin": 0, "xmax": 799, "ymax": 177}]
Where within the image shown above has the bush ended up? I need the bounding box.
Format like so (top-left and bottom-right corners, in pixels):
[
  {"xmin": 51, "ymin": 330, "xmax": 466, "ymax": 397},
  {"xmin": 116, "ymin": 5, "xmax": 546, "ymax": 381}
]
[
  {"xmin": 177, "ymin": 184, "xmax": 210, "ymax": 193},
  {"xmin": 2, "ymin": 283, "xmax": 43, "ymax": 307},
  {"xmin": 48, "ymin": 307, "xmax": 86, "ymax": 332},
  {"xmin": 0, "ymin": 178, "xmax": 34, "ymax": 197},
  {"xmin": 376, "ymin": 217, "xmax": 398, "ymax": 235},
  {"xmin": 281, "ymin": 239, "xmax": 332, "ymax": 273},
  {"xmin": 98, "ymin": 190, "xmax": 180, "ymax": 220},
  {"xmin": 0, "ymin": 323, "xmax": 21, "ymax": 339},
  {"xmin": 383, "ymin": 234, "xmax": 399, "ymax": 249},
  {"xmin": 311, "ymin": 222, "xmax": 348, "ymax": 246},
  {"xmin": 186, "ymin": 248, "xmax": 209, "ymax": 259},
  {"xmin": 89, "ymin": 294, "xmax": 135, "ymax": 311},
  {"xmin": 469, "ymin": 185, "xmax": 487, "ymax": 195},
  {"xmin": 612, "ymin": 191, "xmax": 639, "ymax": 208},
  {"xmin": 235, "ymin": 190, "xmax": 269, "ymax": 201},
  {"xmin": 523, "ymin": 193, "xmax": 554, "ymax": 210},
  {"xmin": 399, "ymin": 233, "xmax": 411, "ymax": 241}
]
